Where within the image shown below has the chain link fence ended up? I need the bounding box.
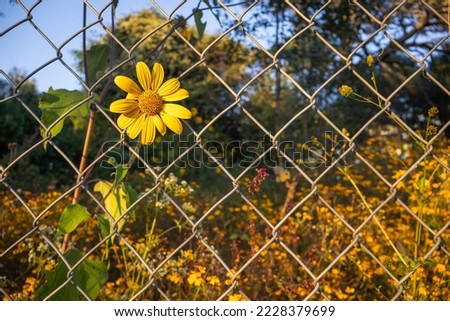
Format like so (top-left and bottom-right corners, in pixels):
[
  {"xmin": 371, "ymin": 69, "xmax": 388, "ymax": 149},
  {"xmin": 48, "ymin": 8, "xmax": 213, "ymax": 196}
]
[{"xmin": 1, "ymin": 0, "xmax": 449, "ymax": 300}]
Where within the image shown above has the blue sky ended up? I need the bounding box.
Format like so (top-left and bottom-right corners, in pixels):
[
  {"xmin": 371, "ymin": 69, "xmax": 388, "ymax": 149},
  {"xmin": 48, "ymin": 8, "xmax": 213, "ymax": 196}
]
[{"xmin": 0, "ymin": 0, "xmax": 221, "ymax": 92}]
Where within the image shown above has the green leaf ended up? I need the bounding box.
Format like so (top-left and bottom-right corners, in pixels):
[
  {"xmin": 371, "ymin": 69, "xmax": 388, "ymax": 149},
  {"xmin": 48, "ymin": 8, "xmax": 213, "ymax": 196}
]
[
  {"xmin": 75, "ymin": 254, "xmax": 108, "ymax": 298},
  {"xmin": 85, "ymin": 44, "xmax": 109, "ymax": 84},
  {"xmin": 35, "ymin": 248, "xmax": 108, "ymax": 300},
  {"xmin": 106, "ymin": 157, "xmax": 118, "ymax": 167},
  {"xmin": 39, "ymin": 88, "xmax": 93, "ymax": 143},
  {"xmin": 71, "ymin": 116, "xmax": 89, "ymax": 132},
  {"xmin": 40, "ymin": 110, "xmax": 65, "ymax": 139},
  {"xmin": 94, "ymin": 180, "xmax": 133, "ymax": 236},
  {"xmin": 97, "ymin": 214, "xmax": 110, "ymax": 239},
  {"xmin": 113, "ymin": 164, "xmax": 129, "ymax": 187},
  {"xmin": 106, "ymin": 158, "xmax": 129, "ymax": 187},
  {"xmin": 57, "ymin": 203, "xmax": 91, "ymax": 235},
  {"xmin": 202, "ymin": 0, "xmax": 222, "ymax": 27},
  {"xmin": 193, "ymin": 10, "xmax": 207, "ymax": 41},
  {"xmin": 123, "ymin": 182, "xmax": 138, "ymax": 220}
]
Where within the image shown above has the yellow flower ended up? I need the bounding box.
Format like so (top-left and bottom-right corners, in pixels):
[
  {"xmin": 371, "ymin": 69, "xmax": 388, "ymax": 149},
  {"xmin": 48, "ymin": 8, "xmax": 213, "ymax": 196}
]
[
  {"xmin": 110, "ymin": 61, "xmax": 191, "ymax": 144},
  {"xmin": 207, "ymin": 275, "xmax": 221, "ymax": 286},
  {"xmin": 367, "ymin": 54, "xmax": 374, "ymax": 67},
  {"xmin": 426, "ymin": 125, "xmax": 437, "ymax": 137},
  {"xmin": 182, "ymin": 249, "xmax": 195, "ymax": 261},
  {"xmin": 427, "ymin": 106, "xmax": 439, "ymax": 118},
  {"xmin": 167, "ymin": 273, "xmax": 183, "ymax": 285},
  {"xmin": 274, "ymin": 167, "xmax": 291, "ymax": 183},
  {"xmin": 339, "ymin": 85, "xmax": 353, "ymax": 97},
  {"xmin": 196, "ymin": 265, "xmax": 206, "ymax": 274},
  {"xmin": 435, "ymin": 263, "xmax": 446, "ymax": 273},
  {"xmin": 187, "ymin": 271, "xmax": 205, "ymax": 286},
  {"xmin": 228, "ymin": 293, "xmax": 247, "ymax": 301}
]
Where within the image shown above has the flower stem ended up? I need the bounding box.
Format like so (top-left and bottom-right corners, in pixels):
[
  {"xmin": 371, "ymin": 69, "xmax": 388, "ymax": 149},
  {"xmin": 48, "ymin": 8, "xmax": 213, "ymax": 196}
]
[
  {"xmin": 303, "ymin": 142, "xmax": 409, "ymax": 267},
  {"xmin": 339, "ymin": 167, "xmax": 409, "ymax": 267},
  {"xmin": 370, "ymin": 67, "xmax": 382, "ymax": 107}
]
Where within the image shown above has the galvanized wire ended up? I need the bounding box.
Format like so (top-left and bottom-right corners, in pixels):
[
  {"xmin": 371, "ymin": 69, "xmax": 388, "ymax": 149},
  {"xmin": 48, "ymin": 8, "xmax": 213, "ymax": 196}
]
[{"xmin": 1, "ymin": 0, "xmax": 449, "ymax": 301}]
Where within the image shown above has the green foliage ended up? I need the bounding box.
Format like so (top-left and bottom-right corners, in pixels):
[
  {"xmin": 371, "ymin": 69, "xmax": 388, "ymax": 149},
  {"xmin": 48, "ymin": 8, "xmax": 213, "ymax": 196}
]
[
  {"xmin": 193, "ymin": 10, "xmax": 206, "ymax": 41},
  {"xmin": 94, "ymin": 179, "xmax": 137, "ymax": 237},
  {"xmin": 57, "ymin": 203, "xmax": 91, "ymax": 235},
  {"xmin": 85, "ymin": 44, "xmax": 109, "ymax": 85},
  {"xmin": 107, "ymin": 157, "xmax": 129, "ymax": 186},
  {"xmin": 202, "ymin": 0, "xmax": 222, "ymax": 27},
  {"xmin": 0, "ymin": 76, "xmax": 39, "ymax": 156},
  {"xmin": 97, "ymin": 214, "xmax": 111, "ymax": 240},
  {"xmin": 35, "ymin": 248, "xmax": 108, "ymax": 300},
  {"xmin": 93, "ymin": 158, "xmax": 138, "ymax": 240},
  {"xmin": 38, "ymin": 88, "xmax": 94, "ymax": 143}
]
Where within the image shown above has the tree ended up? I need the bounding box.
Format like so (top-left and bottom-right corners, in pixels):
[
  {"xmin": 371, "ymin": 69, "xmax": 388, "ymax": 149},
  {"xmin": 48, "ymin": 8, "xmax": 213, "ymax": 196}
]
[{"xmin": 214, "ymin": 0, "xmax": 449, "ymax": 135}]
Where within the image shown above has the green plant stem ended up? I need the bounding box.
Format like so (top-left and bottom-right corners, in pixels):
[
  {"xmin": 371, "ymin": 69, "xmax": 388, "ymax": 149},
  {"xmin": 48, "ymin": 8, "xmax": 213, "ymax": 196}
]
[
  {"xmin": 412, "ymin": 161, "xmax": 428, "ymax": 299},
  {"xmin": 411, "ymin": 116, "xmax": 436, "ymax": 299},
  {"xmin": 349, "ymin": 77, "xmax": 425, "ymax": 150},
  {"xmin": 351, "ymin": 93, "xmax": 405, "ymax": 130},
  {"xmin": 339, "ymin": 168, "xmax": 409, "ymax": 267},
  {"xmin": 124, "ymin": 202, "xmax": 160, "ymax": 293},
  {"xmin": 193, "ymin": 287, "xmax": 201, "ymax": 300},
  {"xmin": 127, "ymin": 143, "xmax": 142, "ymax": 168},
  {"xmin": 61, "ymin": 108, "xmax": 96, "ymax": 254},
  {"xmin": 303, "ymin": 144, "xmax": 409, "ymax": 267},
  {"xmin": 91, "ymin": 142, "xmax": 142, "ymax": 222},
  {"xmin": 370, "ymin": 67, "xmax": 382, "ymax": 107}
]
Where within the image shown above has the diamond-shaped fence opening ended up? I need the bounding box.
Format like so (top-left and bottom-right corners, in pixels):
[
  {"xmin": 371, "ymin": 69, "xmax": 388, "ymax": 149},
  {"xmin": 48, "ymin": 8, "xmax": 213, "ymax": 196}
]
[{"xmin": 0, "ymin": 0, "xmax": 449, "ymax": 301}]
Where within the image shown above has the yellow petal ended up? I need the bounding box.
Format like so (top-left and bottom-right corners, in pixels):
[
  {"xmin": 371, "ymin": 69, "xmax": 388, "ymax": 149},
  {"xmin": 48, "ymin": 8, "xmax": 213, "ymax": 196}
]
[
  {"xmin": 140, "ymin": 116, "xmax": 156, "ymax": 145},
  {"xmin": 163, "ymin": 103, "xmax": 192, "ymax": 119},
  {"xmin": 151, "ymin": 62, "xmax": 164, "ymax": 90},
  {"xmin": 126, "ymin": 113, "xmax": 146, "ymax": 139},
  {"xmin": 158, "ymin": 78, "xmax": 180, "ymax": 96},
  {"xmin": 117, "ymin": 115, "xmax": 135, "ymax": 130},
  {"xmin": 160, "ymin": 111, "xmax": 183, "ymax": 134},
  {"xmin": 136, "ymin": 61, "xmax": 152, "ymax": 91},
  {"xmin": 123, "ymin": 108, "xmax": 141, "ymax": 118},
  {"xmin": 117, "ymin": 109, "xmax": 141, "ymax": 129},
  {"xmin": 115, "ymin": 76, "xmax": 142, "ymax": 95},
  {"xmin": 126, "ymin": 93, "xmax": 139, "ymax": 100},
  {"xmin": 162, "ymin": 88, "xmax": 189, "ymax": 102},
  {"xmin": 152, "ymin": 114, "xmax": 167, "ymax": 135},
  {"xmin": 110, "ymin": 99, "xmax": 139, "ymax": 113}
]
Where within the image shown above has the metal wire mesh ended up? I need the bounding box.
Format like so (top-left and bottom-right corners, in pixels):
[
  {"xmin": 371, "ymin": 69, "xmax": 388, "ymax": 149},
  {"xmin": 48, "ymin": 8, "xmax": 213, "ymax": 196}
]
[{"xmin": 1, "ymin": 0, "xmax": 449, "ymax": 301}]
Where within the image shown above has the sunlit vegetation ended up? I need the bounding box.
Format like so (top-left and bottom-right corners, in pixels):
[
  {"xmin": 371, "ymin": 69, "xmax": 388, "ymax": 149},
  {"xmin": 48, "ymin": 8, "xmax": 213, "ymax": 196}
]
[{"xmin": 1, "ymin": 2, "xmax": 449, "ymax": 301}]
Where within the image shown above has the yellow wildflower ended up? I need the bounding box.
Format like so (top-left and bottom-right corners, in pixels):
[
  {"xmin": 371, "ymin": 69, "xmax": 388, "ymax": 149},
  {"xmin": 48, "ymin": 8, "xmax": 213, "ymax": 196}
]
[
  {"xmin": 196, "ymin": 265, "xmax": 206, "ymax": 274},
  {"xmin": 187, "ymin": 271, "xmax": 205, "ymax": 286},
  {"xmin": 274, "ymin": 167, "xmax": 291, "ymax": 183},
  {"xmin": 110, "ymin": 61, "xmax": 191, "ymax": 144},
  {"xmin": 426, "ymin": 125, "xmax": 437, "ymax": 137},
  {"xmin": 228, "ymin": 293, "xmax": 247, "ymax": 301},
  {"xmin": 167, "ymin": 273, "xmax": 183, "ymax": 285},
  {"xmin": 339, "ymin": 85, "xmax": 353, "ymax": 97},
  {"xmin": 345, "ymin": 286, "xmax": 355, "ymax": 293},
  {"xmin": 207, "ymin": 275, "xmax": 221, "ymax": 286},
  {"xmin": 183, "ymin": 249, "xmax": 195, "ymax": 261},
  {"xmin": 428, "ymin": 106, "xmax": 439, "ymax": 118},
  {"xmin": 435, "ymin": 263, "xmax": 446, "ymax": 273},
  {"xmin": 367, "ymin": 54, "xmax": 374, "ymax": 67}
]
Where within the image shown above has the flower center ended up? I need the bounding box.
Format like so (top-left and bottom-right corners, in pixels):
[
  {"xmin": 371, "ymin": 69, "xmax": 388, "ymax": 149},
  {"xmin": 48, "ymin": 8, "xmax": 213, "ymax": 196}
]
[{"xmin": 138, "ymin": 90, "xmax": 164, "ymax": 116}]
